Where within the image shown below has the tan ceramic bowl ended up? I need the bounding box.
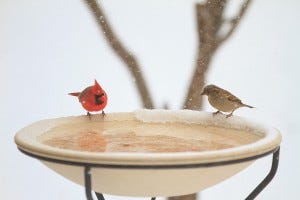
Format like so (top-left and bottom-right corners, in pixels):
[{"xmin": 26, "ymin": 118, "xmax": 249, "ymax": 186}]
[{"xmin": 15, "ymin": 109, "xmax": 281, "ymax": 197}]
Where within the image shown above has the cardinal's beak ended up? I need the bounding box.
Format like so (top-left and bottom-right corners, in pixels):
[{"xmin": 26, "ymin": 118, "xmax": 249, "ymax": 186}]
[{"xmin": 94, "ymin": 79, "xmax": 100, "ymax": 87}]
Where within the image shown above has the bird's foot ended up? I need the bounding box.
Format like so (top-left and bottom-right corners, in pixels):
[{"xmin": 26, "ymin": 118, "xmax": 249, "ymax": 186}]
[
  {"xmin": 226, "ymin": 109, "xmax": 236, "ymax": 118},
  {"xmin": 87, "ymin": 112, "xmax": 92, "ymax": 120},
  {"xmin": 101, "ymin": 110, "xmax": 106, "ymax": 119},
  {"xmin": 226, "ymin": 113, "xmax": 233, "ymax": 118},
  {"xmin": 213, "ymin": 111, "xmax": 221, "ymax": 116}
]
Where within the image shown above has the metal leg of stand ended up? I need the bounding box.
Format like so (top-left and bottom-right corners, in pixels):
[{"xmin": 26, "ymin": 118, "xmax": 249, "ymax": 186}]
[
  {"xmin": 95, "ymin": 192, "xmax": 105, "ymax": 200},
  {"xmin": 84, "ymin": 166, "xmax": 94, "ymax": 200},
  {"xmin": 84, "ymin": 166, "xmax": 106, "ymax": 200},
  {"xmin": 245, "ymin": 147, "xmax": 280, "ymax": 200}
]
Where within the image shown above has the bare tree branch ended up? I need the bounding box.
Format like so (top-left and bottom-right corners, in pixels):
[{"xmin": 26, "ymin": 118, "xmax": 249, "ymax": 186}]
[
  {"xmin": 183, "ymin": 0, "xmax": 226, "ymax": 110},
  {"xmin": 217, "ymin": 0, "xmax": 252, "ymax": 44},
  {"xmin": 183, "ymin": 0, "xmax": 252, "ymax": 111},
  {"xmin": 83, "ymin": 0, "xmax": 154, "ymax": 109}
]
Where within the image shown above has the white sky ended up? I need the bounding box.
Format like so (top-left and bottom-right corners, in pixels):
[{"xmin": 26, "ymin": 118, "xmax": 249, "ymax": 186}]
[{"xmin": 1, "ymin": 0, "xmax": 299, "ymax": 199}]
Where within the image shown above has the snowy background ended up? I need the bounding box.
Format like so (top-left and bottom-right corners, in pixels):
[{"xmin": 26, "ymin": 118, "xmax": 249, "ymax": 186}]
[{"xmin": 1, "ymin": 0, "xmax": 299, "ymax": 199}]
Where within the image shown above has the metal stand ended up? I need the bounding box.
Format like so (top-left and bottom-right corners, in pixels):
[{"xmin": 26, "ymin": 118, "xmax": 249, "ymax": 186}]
[
  {"xmin": 18, "ymin": 146, "xmax": 280, "ymax": 200},
  {"xmin": 245, "ymin": 147, "xmax": 280, "ymax": 200},
  {"xmin": 83, "ymin": 147, "xmax": 280, "ymax": 200}
]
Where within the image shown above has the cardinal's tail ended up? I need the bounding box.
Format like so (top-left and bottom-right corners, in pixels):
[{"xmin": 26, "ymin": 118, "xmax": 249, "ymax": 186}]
[
  {"xmin": 243, "ymin": 103, "xmax": 254, "ymax": 109},
  {"xmin": 68, "ymin": 92, "xmax": 81, "ymax": 97}
]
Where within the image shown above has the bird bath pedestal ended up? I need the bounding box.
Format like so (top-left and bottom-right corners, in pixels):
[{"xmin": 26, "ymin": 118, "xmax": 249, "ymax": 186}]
[{"xmin": 15, "ymin": 109, "xmax": 281, "ymax": 200}]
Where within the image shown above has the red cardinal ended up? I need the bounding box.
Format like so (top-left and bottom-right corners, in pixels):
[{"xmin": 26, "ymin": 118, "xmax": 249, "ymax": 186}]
[{"xmin": 69, "ymin": 79, "xmax": 107, "ymax": 118}]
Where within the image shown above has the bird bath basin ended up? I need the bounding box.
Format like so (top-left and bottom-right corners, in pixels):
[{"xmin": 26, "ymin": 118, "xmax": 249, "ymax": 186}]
[{"xmin": 15, "ymin": 109, "xmax": 281, "ymax": 198}]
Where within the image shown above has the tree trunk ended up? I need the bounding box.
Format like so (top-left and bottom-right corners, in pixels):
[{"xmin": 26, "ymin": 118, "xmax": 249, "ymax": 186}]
[
  {"xmin": 168, "ymin": 194, "xmax": 197, "ymax": 200},
  {"xmin": 183, "ymin": 1, "xmax": 225, "ymax": 110}
]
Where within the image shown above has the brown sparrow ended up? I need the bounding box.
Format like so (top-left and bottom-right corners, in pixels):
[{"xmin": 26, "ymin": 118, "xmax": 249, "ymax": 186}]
[{"xmin": 201, "ymin": 84, "xmax": 254, "ymax": 118}]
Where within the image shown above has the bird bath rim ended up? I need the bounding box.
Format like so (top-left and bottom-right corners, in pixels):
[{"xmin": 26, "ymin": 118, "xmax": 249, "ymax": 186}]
[{"xmin": 15, "ymin": 109, "xmax": 281, "ymax": 167}]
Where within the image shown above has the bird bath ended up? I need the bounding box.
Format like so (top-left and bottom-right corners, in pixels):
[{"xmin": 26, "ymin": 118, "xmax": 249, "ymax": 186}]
[{"xmin": 15, "ymin": 109, "xmax": 281, "ymax": 199}]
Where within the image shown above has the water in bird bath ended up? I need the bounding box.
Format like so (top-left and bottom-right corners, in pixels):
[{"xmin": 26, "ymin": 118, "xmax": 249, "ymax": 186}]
[{"xmin": 38, "ymin": 112, "xmax": 262, "ymax": 153}]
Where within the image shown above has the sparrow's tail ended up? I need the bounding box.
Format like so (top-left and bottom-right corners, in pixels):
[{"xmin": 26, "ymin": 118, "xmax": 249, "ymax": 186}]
[
  {"xmin": 68, "ymin": 92, "xmax": 81, "ymax": 97},
  {"xmin": 242, "ymin": 103, "xmax": 254, "ymax": 109}
]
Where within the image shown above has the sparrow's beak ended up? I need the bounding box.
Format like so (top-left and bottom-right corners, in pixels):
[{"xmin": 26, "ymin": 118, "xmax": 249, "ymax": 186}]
[{"xmin": 201, "ymin": 91, "xmax": 205, "ymax": 95}]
